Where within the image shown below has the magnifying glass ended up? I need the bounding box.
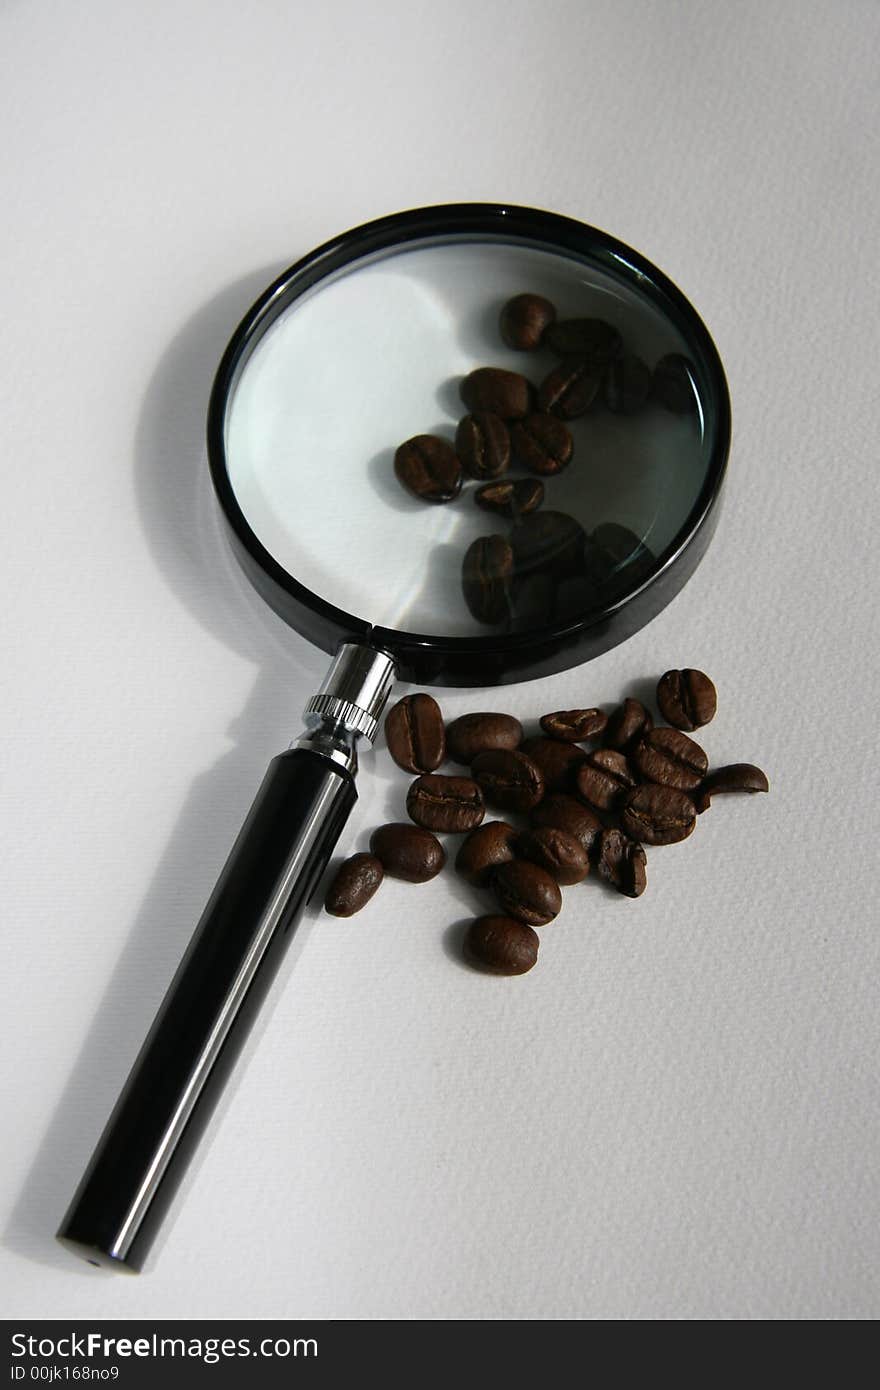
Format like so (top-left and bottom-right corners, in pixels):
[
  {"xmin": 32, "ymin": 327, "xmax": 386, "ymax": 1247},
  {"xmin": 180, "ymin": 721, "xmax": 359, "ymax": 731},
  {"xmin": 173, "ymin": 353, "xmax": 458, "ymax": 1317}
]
[{"xmin": 58, "ymin": 204, "xmax": 729, "ymax": 1271}]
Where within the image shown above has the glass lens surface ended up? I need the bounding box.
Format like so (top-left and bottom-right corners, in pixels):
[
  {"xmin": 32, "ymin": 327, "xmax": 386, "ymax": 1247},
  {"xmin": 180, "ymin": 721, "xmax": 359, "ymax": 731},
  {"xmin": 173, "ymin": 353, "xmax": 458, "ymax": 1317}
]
[{"xmin": 224, "ymin": 238, "xmax": 713, "ymax": 637}]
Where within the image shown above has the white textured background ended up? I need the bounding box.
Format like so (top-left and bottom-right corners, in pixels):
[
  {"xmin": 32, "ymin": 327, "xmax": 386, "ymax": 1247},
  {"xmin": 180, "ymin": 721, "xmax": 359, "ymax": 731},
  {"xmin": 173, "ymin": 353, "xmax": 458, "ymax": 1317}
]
[{"xmin": 2, "ymin": 0, "xmax": 878, "ymax": 1321}]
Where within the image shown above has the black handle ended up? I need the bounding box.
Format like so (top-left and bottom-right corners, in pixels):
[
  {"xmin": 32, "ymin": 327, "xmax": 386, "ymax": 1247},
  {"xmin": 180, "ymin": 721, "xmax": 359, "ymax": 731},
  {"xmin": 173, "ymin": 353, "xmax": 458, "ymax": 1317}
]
[{"xmin": 57, "ymin": 747, "xmax": 356, "ymax": 1272}]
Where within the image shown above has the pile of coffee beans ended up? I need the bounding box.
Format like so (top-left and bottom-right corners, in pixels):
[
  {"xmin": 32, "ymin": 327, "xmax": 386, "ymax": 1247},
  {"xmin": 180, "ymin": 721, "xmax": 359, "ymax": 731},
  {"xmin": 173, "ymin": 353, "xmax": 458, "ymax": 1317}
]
[
  {"xmin": 324, "ymin": 668, "xmax": 769, "ymax": 976},
  {"xmin": 393, "ymin": 292, "xmax": 698, "ymax": 629}
]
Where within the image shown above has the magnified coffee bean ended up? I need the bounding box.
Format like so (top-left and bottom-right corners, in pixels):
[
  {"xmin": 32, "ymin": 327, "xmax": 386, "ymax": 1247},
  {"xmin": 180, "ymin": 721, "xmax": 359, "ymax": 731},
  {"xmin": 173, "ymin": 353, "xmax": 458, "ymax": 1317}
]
[
  {"xmin": 603, "ymin": 354, "xmax": 651, "ymax": 414},
  {"xmin": 553, "ymin": 573, "xmax": 604, "ymax": 625},
  {"xmin": 652, "ymin": 353, "xmax": 697, "ymax": 413},
  {"xmin": 537, "ymin": 356, "xmax": 603, "ymax": 419},
  {"xmin": 596, "ymin": 828, "xmax": 647, "ymax": 897},
  {"xmin": 474, "ymin": 477, "xmax": 544, "ymax": 518},
  {"xmin": 520, "ymin": 736, "xmax": 587, "ymax": 795},
  {"xmin": 544, "ymin": 318, "xmax": 622, "ymax": 361},
  {"xmin": 694, "ymin": 763, "xmax": 769, "ymax": 813},
  {"xmin": 462, "ymin": 535, "xmax": 514, "ymax": 624},
  {"xmin": 575, "ymin": 748, "xmax": 637, "ymax": 811},
  {"xmin": 369, "ymin": 824, "xmax": 446, "ymax": 882},
  {"xmin": 464, "ymin": 915, "xmax": 540, "ymax": 975},
  {"xmin": 620, "ymin": 784, "xmax": 696, "ymax": 845},
  {"xmin": 591, "ymin": 522, "xmax": 656, "ymax": 594},
  {"xmin": 511, "ymin": 511, "xmax": 586, "ymax": 581},
  {"xmin": 446, "ymin": 712, "xmax": 523, "ymax": 764},
  {"xmin": 539, "ymin": 708, "xmax": 607, "ymax": 743},
  {"xmin": 499, "ymin": 293, "xmax": 556, "ymax": 351},
  {"xmin": 530, "ymin": 794, "xmax": 603, "ymax": 858},
  {"xmin": 656, "ymin": 669, "xmax": 717, "ymax": 731},
  {"xmin": 394, "ymin": 434, "xmax": 462, "ymax": 503},
  {"xmin": 603, "ymin": 697, "xmax": 653, "ymax": 752},
  {"xmin": 508, "ymin": 572, "xmax": 556, "ymax": 632},
  {"xmin": 493, "ymin": 860, "xmax": 562, "ymax": 927},
  {"xmin": 455, "ymin": 821, "xmax": 519, "ymax": 886},
  {"xmin": 460, "ymin": 367, "xmax": 532, "ymax": 420},
  {"xmin": 518, "ymin": 827, "xmax": 589, "ymax": 885},
  {"xmin": 509, "ymin": 413, "xmax": 574, "ymax": 475},
  {"xmin": 471, "ymin": 748, "xmax": 544, "ymax": 813},
  {"xmin": 324, "ymin": 853, "xmax": 384, "ymax": 916},
  {"xmin": 406, "ymin": 775, "xmax": 485, "ymax": 833},
  {"xmin": 631, "ymin": 727, "xmax": 708, "ymax": 791},
  {"xmin": 384, "ymin": 693, "xmax": 446, "ymax": 774},
  {"xmin": 455, "ymin": 411, "xmax": 511, "ymax": 481}
]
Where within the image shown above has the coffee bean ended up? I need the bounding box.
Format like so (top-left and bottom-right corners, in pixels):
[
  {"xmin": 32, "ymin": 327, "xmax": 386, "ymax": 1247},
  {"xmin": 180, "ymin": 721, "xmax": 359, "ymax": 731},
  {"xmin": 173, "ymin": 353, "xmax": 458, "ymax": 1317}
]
[
  {"xmin": 406, "ymin": 775, "xmax": 485, "ymax": 834},
  {"xmin": 455, "ymin": 412, "xmax": 511, "ymax": 481},
  {"xmin": 464, "ymin": 915, "xmax": 540, "ymax": 975},
  {"xmin": 656, "ymin": 669, "xmax": 717, "ymax": 731},
  {"xmin": 620, "ymin": 784, "xmax": 696, "ymax": 845},
  {"xmin": 544, "ymin": 318, "xmax": 622, "ymax": 361},
  {"xmin": 575, "ymin": 748, "xmax": 637, "ymax": 811},
  {"xmin": 394, "ymin": 434, "xmax": 462, "ymax": 503},
  {"xmin": 631, "ymin": 727, "xmax": 708, "ymax": 791},
  {"xmin": 591, "ymin": 522, "xmax": 656, "ymax": 594},
  {"xmin": 694, "ymin": 763, "xmax": 769, "ymax": 813},
  {"xmin": 508, "ymin": 572, "xmax": 556, "ymax": 632},
  {"xmin": 537, "ymin": 356, "xmax": 603, "ymax": 418},
  {"xmin": 446, "ymin": 712, "xmax": 523, "ymax": 765},
  {"xmin": 604, "ymin": 698, "xmax": 653, "ymax": 752},
  {"xmin": 460, "ymin": 367, "xmax": 532, "ymax": 420},
  {"xmin": 455, "ymin": 821, "xmax": 519, "ymax": 886},
  {"xmin": 596, "ymin": 828, "xmax": 647, "ymax": 897},
  {"xmin": 518, "ymin": 827, "xmax": 589, "ymax": 885},
  {"xmin": 652, "ymin": 353, "xmax": 697, "ymax": 413},
  {"xmin": 511, "ymin": 511, "xmax": 586, "ymax": 581},
  {"xmin": 369, "ymin": 824, "xmax": 446, "ymax": 882},
  {"xmin": 603, "ymin": 354, "xmax": 651, "ymax": 414},
  {"xmin": 553, "ymin": 573, "xmax": 604, "ymax": 624},
  {"xmin": 520, "ymin": 736, "xmax": 587, "ymax": 794},
  {"xmin": 324, "ymin": 853, "xmax": 384, "ymax": 916},
  {"xmin": 462, "ymin": 535, "xmax": 514, "ymax": 624},
  {"xmin": 539, "ymin": 708, "xmax": 608, "ymax": 743},
  {"xmin": 529, "ymin": 794, "xmax": 603, "ymax": 858},
  {"xmin": 499, "ymin": 293, "xmax": 556, "ymax": 351},
  {"xmin": 493, "ymin": 860, "xmax": 562, "ymax": 927},
  {"xmin": 509, "ymin": 413, "xmax": 574, "ymax": 475},
  {"xmin": 384, "ymin": 693, "xmax": 446, "ymax": 774},
  {"xmin": 474, "ymin": 477, "xmax": 544, "ymax": 518},
  {"xmin": 471, "ymin": 748, "xmax": 545, "ymax": 813}
]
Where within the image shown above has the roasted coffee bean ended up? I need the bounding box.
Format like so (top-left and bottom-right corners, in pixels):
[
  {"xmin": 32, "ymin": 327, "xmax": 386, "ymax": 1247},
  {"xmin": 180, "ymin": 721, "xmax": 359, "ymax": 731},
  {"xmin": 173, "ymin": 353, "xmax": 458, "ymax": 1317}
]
[
  {"xmin": 603, "ymin": 354, "xmax": 651, "ymax": 414},
  {"xmin": 455, "ymin": 412, "xmax": 511, "ymax": 481},
  {"xmin": 406, "ymin": 774, "xmax": 485, "ymax": 834},
  {"xmin": 596, "ymin": 828, "xmax": 647, "ymax": 897},
  {"xmin": 471, "ymin": 748, "xmax": 544, "ymax": 813},
  {"xmin": 474, "ymin": 477, "xmax": 544, "ymax": 518},
  {"xmin": 652, "ymin": 353, "xmax": 697, "ymax": 413},
  {"xmin": 464, "ymin": 915, "xmax": 540, "ymax": 975},
  {"xmin": 604, "ymin": 698, "xmax": 653, "ymax": 752},
  {"xmin": 553, "ymin": 573, "xmax": 604, "ymax": 624},
  {"xmin": 518, "ymin": 827, "xmax": 589, "ymax": 885},
  {"xmin": 369, "ymin": 824, "xmax": 446, "ymax": 882},
  {"xmin": 575, "ymin": 748, "xmax": 637, "ymax": 811},
  {"xmin": 591, "ymin": 522, "xmax": 656, "ymax": 594},
  {"xmin": 384, "ymin": 693, "xmax": 446, "ymax": 774},
  {"xmin": 499, "ymin": 293, "xmax": 556, "ymax": 351},
  {"xmin": 509, "ymin": 413, "xmax": 574, "ymax": 476},
  {"xmin": 455, "ymin": 821, "xmax": 519, "ymax": 886},
  {"xmin": 508, "ymin": 572, "xmax": 556, "ymax": 632},
  {"xmin": 462, "ymin": 534, "xmax": 514, "ymax": 624},
  {"xmin": 324, "ymin": 853, "xmax": 384, "ymax": 916},
  {"xmin": 632, "ymin": 727, "xmax": 708, "ymax": 791},
  {"xmin": 530, "ymin": 794, "xmax": 603, "ymax": 858},
  {"xmin": 620, "ymin": 784, "xmax": 696, "ymax": 845},
  {"xmin": 446, "ymin": 712, "xmax": 523, "ymax": 764},
  {"xmin": 537, "ymin": 355, "xmax": 603, "ymax": 418},
  {"xmin": 520, "ymin": 736, "xmax": 587, "ymax": 795},
  {"xmin": 694, "ymin": 763, "xmax": 769, "ymax": 813},
  {"xmin": 493, "ymin": 860, "xmax": 562, "ymax": 927},
  {"xmin": 460, "ymin": 367, "xmax": 532, "ymax": 420},
  {"xmin": 394, "ymin": 434, "xmax": 462, "ymax": 503},
  {"xmin": 539, "ymin": 708, "xmax": 607, "ymax": 743},
  {"xmin": 656, "ymin": 669, "xmax": 717, "ymax": 731},
  {"xmin": 511, "ymin": 511, "xmax": 586, "ymax": 581},
  {"xmin": 544, "ymin": 318, "xmax": 622, "ymax": 361}
]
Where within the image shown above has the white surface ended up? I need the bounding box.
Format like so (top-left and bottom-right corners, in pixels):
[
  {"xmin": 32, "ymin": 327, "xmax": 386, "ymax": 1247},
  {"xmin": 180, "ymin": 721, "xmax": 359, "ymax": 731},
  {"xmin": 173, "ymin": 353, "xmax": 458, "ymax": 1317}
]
[{"xmin": 1, "ymin": 0, "xmax": 877, "ymax": 1321}]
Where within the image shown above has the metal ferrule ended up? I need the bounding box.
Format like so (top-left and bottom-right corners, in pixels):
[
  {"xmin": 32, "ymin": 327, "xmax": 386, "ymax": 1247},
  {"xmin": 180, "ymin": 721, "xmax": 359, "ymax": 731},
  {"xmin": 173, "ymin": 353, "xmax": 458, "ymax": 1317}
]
[{"xmin": 294, "ymin": 643, "xmax": 396, "ymax": 776}]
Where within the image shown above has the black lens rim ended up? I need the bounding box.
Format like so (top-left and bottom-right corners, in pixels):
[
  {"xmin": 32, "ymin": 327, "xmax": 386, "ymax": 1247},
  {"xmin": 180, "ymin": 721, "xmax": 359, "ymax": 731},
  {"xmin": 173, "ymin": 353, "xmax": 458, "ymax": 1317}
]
[{"xmin": 207, "ymin": 203, "xmax": 731, "ymax": 686}]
